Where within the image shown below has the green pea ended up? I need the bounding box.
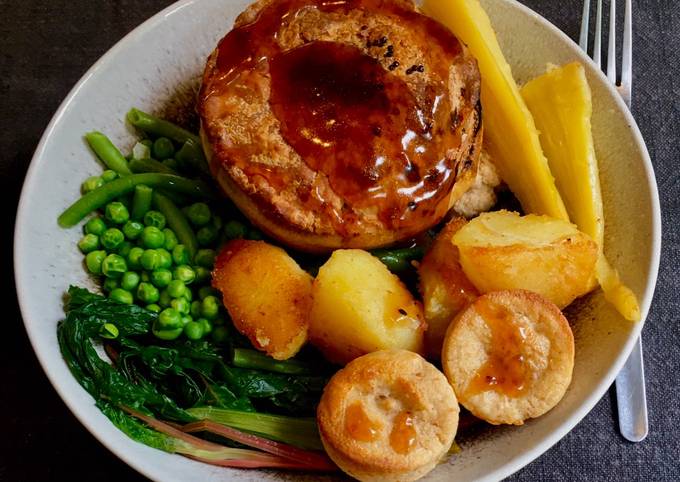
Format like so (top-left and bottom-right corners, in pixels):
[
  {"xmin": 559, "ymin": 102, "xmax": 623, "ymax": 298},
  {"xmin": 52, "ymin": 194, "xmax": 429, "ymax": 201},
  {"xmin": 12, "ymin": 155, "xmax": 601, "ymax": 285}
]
[
  {"xmin": 146, "ymin": 303, "xmax": 161, "ymax": 313},
  {"xmin": 190, "ymin": 300, "xmax": 202, "ymax": 318},
  {"xmin": 152, "ymin": 322, "xmax": 183, "ymax": 341},
  {"xmin": 144, "ymin": 210, "xmax": 166, "ymax": 229},
  {"xmin": 123, "ymin": 220, "xmax": 144, "ymax": 240},
  {"xmin": 181, "ymin": 287, "xmax": 193, "ymax": 301},
  {"xmin": 105, "ymin": 201, "xmax": 130, "ymax": 225},
  {"xmin": 195, "ymin": 249, "xmax": 216, "ymax": 268},
  {"xmin": 201, "ymin": 295, "xmax": 220, "ymax": 320},
  {"xmin": 197, "ymin": 318, "xmax": 213, "ymax": 335},
  {"xmin": 159, "ymin": 289, "xmax": 172, "ymax": 308},
  {"xmin": 198, "ymin": 286, "xmax": 220, "ymax": 300},
  {"xmin": 117, "ymin": 241, "xmax": 134, "ymax": 258},
  {"xmin": 82, "ymin": 175, "xmax": 104, "ymax": 194},
  {"xmin": 85, "ymin": 250, "xmax": 107, "ymax": 275},
  {"xmin": 171, "ymin": 297, "xmax": 191, "ymax": 315},
  {"xmin": 163, "ymin": 228, "xmax": 178, "ymax": 250},
  {"xmin": 167, "ymin": 279, "xmax": 186, "ymax": 298},
  {"xmin": 223, "ymin": 220, "xmax": 247, "ymax": 240},
  {"xmin": 150, "ymin": 269, "xmax": 173, "ymax": 288},
  {"xmin": 127, "ymin": 247, "xmax": 144, "ymax": 270},
  {"xmin": 103, "ymin": 277, "xmax": 119, "ymax": 293},
  {"xmin": 140, "ymin": 139, "xmax": 153, "ymax": 148},
  {"xmin": 120, "ymin": 271, "xmax": 141, "ymax": 291},
  {"xmin": 141, "ymin": 226, "xmax": 165, "ymax": 249},
  {"xmin": 102, "ymin": 254, "xmax": 127, "ymax": 279},
  {"xmin": 153, "ymin": 137, "xmax": 175, "ymax": 160},
  {"xmin": 99, "ymin": 323, "xmax": 119, "ymax": 339},
  {"xmin": 140, "ymin": 271, "xmax": 151, "ymax": 282},
  {"xmin": 100, "ymin": 228, "xmax": 125, "ymax": 250},
  {"xmin": 156, "ymin": 248, "xmax": 173, "ymax": 269},
  {"xmin": 197, "ymin": 225, "xmax": 218, "ymax": 247},
  {"xmin": 85, "ymin": 217, "xmax": 107, "ymax": 236},
  {"xmin": 137, "ymin": 282, "xmax": 160, "ymax": 304},
  {"xmin": 212, "ymin": 326, "xmax": 230, "ymax": 344},
  {"xmin": 101, "ymin": 170, "xmax": 118, "ymax": 183},
  {"xmin": 183, "ymin": 321, "xmax": 204, "ymax": 340},
  {"xmin": 78, "ymin": 234, "xmax": 100, "ymax": 253},
  {"xmin": 173, "ymin": 265, "xmax": 196, "ymax": 284},
  {"xmin": 158, "ymin": 308, "xmax": 182, "ymax": 329},
  {"xmin": 172, "ymin": 244, "xmax": 191, "ymax": 265},
  {"xmin": 140, "ymin": 249, "xmax": 160, "ymax": 271},
  {"xmin": 194, "ymin": 266, "xmax": 211, "ymax": 284},
  {"xmin": 186, "ymin": 202, "xmax": 211, "ymax": 226},
  {"xmin": 109, "ymin": 288, "xmax": 133, "ymax": 304}
]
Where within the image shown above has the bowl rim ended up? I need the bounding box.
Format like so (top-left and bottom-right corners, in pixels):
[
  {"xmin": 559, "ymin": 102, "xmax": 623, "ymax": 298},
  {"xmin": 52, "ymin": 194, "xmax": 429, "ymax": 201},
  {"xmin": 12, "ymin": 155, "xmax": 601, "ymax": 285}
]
[{"xmin": 13, "ymin": 0, "xmax": 662, "ymax": 481}]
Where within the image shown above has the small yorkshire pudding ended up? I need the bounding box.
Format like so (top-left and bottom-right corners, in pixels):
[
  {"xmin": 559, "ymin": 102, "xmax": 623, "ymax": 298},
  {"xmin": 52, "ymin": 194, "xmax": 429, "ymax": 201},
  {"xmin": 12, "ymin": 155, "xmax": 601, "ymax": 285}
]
[
  {"xmin": 317, "ymin": 349, "xmax": 459, "ymax": 482},
  {"xmin": 199, "ymin": 0, "xmax": 482, "ymax": 252},
  {"xmin": 442, "ymin": 290, "xmax": 575, "ymax": 426}
]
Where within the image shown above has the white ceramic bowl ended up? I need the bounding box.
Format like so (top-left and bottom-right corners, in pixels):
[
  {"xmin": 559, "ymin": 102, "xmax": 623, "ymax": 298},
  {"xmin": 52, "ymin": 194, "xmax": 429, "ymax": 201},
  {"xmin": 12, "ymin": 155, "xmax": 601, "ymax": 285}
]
[{"xmin": 14, "ymin": 0, "xmax": 661, "ymax": 480}]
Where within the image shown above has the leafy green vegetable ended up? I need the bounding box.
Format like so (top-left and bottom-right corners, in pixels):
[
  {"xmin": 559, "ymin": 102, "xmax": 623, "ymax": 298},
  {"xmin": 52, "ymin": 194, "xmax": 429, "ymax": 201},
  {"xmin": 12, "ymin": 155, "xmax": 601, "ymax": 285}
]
[
  {"xmin": 186, "ymin": 407, "xmax": 323, "ymax": 450},
  {"xmin": 58, "ymin": 286, "xmax": 328, "ymax": 453}
]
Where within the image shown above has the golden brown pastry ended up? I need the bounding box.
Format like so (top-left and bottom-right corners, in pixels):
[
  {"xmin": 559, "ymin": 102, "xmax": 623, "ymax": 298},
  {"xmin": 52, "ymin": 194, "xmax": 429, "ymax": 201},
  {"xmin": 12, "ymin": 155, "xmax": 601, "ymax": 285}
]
[
  {"xmin": 441, "ymin": 290, "xmax": 575, "ymax": 425},
  {"xmin": 199, "ymin": 0, "xmax": 482, "ymax": 252},
  {"xmin": 317, "ymin": 349, "xmax": 459, "ymax": 482}
]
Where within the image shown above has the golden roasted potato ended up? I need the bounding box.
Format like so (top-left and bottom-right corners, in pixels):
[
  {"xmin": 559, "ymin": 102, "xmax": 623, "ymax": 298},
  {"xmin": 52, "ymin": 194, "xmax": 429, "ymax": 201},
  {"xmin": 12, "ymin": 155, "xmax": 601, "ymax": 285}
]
[
  {"xmin": 212, "ymin": 239, "xmax": 312, "ymax": 360},
  {"xmin": 309, "ymin": 250, "xmax": 425, "ymax": 365},
  {"xmin": 418, "ymin": 218, "xmax": 479, "ymax": 359},
  {"xmin": 452, "ymin": 211, "xmax": 598, "ymax": 308}
]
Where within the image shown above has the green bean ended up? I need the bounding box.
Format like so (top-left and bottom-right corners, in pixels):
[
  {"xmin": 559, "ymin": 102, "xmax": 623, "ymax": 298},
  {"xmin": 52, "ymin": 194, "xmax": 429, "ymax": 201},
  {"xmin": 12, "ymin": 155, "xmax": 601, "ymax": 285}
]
[
  {"xmin": 126, "ymin": 108, "xmax": 200, "ymax": 145},
  {"xmin": 371, "ymin": 246, "xmax": 426, "ymax": 273},
  {"xmin": 232, "ymin": 348, "xmax": 314, "ymax": 375},
  {"xmin": 131, "ymin": 185, "xmax": 153, "ymax": 221},
  {"xmin": 58, "ymin": 173, "xmax": 214, "ymax": 228},
  {"xmin": 152, "ymin": 191, "xmax": 198, "ymax": 260},
  {"xmin": 85, "ymin": 131, "xmax": 132, "ymax": 176},
  {"xmin": 128, "ymin": 157, "xmax": 178, "ymax": 175},
  {"xmin": 175, "ymin": 138, "xmax": 210, "ymax": 176}
]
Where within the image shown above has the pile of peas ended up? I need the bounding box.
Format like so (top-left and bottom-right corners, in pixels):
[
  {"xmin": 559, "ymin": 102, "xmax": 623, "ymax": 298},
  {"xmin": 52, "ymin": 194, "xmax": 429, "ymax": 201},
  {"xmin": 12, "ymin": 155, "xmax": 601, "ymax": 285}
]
[{"xmin": 76, "ymin": 137, "xmax": 255, "ymax": 342}]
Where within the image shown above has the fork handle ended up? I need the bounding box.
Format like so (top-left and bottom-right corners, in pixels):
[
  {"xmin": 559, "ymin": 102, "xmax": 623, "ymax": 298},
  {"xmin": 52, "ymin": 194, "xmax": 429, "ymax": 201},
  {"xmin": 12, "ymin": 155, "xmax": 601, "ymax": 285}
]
[{"xmin": 615, "ymin": 337, "xmax": 649, "ymax": 442}]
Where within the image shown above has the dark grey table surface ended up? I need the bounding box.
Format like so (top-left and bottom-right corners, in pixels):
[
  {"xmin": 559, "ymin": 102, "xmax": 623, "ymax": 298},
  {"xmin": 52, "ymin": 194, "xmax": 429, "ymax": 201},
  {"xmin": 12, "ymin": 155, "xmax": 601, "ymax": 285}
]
[{"xmin": 3, "ymin": 0, "xmax": 679, "ymax": 480}]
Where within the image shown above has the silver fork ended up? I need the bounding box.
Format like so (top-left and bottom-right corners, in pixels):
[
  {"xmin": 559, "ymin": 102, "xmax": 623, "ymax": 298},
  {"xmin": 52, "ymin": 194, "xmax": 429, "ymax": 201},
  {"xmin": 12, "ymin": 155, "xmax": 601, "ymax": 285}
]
[{"xmin": 579, "ymin": 0, "xmax": 648, "ymax": 443}]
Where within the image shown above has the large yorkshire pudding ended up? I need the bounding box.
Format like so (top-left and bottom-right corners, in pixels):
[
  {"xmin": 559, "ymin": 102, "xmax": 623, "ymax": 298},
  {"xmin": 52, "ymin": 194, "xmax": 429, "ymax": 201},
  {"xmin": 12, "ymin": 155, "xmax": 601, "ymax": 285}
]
[{"xmin": 199, "ymin": 0, "xmax": 482, "ymax": 252}]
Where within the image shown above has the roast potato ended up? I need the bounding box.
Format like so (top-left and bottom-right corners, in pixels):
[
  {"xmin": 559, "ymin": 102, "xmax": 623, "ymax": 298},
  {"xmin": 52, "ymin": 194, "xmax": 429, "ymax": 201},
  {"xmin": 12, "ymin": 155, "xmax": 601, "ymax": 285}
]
[
  {"xmin": 418, "ymin": 217, "xmax": 479, "ymax": 359},
  {"xmin": 452, "ymin": 210, "xmax": 598, "ymax": 308},
  {"xmin": 309, "ymin": 250, "xmax": 425, "ymax": 365},
  {"xmin": 212, "ymin": 239, "xmax": 312, "ymax": 360}
]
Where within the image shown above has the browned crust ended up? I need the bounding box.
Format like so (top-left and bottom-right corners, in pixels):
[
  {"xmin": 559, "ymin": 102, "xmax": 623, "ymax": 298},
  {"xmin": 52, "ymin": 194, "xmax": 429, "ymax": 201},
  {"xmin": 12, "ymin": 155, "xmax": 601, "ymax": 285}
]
[
  {"xmin": 199, "ymin": 0, "xmax": 483, "ymax": 253},
  {"xmin": 212, "ymin": 239, "xmax": 312, "ymax": 359},
  {"xmin": 317, "ymin": 349, "xmax": 459, "ymax": 482}
]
